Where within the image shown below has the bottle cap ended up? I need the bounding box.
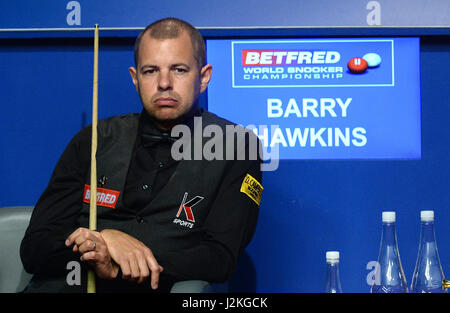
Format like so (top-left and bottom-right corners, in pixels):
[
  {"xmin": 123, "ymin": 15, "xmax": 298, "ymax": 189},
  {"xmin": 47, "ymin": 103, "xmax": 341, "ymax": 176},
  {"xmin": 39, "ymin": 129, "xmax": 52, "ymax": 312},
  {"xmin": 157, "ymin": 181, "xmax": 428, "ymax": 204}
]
[
  {"xmin": 420, "ymin": 210, "xmax": 434, "ymax": 222},
  {"xmin": 326, "ymin": 251, "xmax": 340, "ymax": 262},
  {"xmin": 382, "ymin": 211, "xmax": 396, "ymax": 223}
]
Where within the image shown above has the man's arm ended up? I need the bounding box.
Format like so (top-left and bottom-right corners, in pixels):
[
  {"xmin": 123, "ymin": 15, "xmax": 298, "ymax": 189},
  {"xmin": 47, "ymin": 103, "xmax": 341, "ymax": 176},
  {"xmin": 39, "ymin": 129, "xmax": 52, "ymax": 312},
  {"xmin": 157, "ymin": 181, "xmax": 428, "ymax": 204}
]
[
  {"xmin": 157, "ymin": 155, "xmax": 262, "ymax": 283},
  {"xmin": 96, "ymin": 228, "xmax": 164, "ymax": 288},
  {"xmin": 96, "ymin": 156, "xmax": 261, "ymax": 287},
  {"xmin": 20, "ymin": 127, "xmax": 91, "ymax": 276}
]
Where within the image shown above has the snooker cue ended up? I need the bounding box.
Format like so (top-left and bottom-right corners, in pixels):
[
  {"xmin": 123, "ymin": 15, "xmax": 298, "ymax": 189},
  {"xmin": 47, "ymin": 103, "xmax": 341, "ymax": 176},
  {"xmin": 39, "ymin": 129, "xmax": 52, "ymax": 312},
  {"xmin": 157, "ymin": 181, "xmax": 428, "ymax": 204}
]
[{"xmin": 87, "ymin": 24, "xmax": 99, "ymax": 294}]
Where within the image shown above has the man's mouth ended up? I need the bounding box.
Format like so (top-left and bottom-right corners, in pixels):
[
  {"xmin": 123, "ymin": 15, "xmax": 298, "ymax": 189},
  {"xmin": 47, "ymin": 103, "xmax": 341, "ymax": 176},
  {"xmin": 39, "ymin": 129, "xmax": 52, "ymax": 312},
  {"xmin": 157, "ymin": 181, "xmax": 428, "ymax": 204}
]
[{"xmin": 155, "ymin": 97, "xmax": 178, "ymax": 106}]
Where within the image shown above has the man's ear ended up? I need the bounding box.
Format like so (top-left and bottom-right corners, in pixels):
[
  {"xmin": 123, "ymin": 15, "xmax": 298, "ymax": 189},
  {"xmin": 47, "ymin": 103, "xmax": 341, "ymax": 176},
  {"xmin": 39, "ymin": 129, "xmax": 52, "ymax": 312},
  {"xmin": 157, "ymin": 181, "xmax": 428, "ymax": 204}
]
[
  {"xmin": 128, "ymin": 67, "xmax": 138, "ymax": 90},
  {"xmin": 199, "ymin": 64, "xmax": 212, "ymax": 94}
]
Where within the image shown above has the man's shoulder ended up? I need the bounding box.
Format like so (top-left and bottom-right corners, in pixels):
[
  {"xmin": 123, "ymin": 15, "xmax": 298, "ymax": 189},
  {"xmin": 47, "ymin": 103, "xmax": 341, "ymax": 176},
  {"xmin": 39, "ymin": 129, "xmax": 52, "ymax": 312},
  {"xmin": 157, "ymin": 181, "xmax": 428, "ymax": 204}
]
[
  {"xmin": 201, "ymin": 110, "xmax": 236, "ymax": 128},
  {"xmin": 202, "ymin": 110, "xmax": 262, "ymax": 163},
  {"xmin": 100, "ymin": 113, "xmax": 140, "ymax": 126},
  {"xmin": 202, "ymin": 110, "xmax": 260, "ymax": 141},
  {"xmin": 97, "ymin": 113, "xmax": 140, "ymax": 136}
]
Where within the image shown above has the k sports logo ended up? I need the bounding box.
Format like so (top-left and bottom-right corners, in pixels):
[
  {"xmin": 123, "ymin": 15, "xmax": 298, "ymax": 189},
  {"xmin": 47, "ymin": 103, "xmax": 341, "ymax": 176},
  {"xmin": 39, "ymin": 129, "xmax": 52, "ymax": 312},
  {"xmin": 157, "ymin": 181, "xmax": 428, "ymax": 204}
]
[
  {"xmin": 242, "ymin": 50, "xmax": 341, "ymax": 66},
  {"xmin": 176, "ymin": 192, "xmax": 204, "ymax": 222},
  {"xmin": 173, "ymin": 192, "xmax": 204, "ymax": 229}
]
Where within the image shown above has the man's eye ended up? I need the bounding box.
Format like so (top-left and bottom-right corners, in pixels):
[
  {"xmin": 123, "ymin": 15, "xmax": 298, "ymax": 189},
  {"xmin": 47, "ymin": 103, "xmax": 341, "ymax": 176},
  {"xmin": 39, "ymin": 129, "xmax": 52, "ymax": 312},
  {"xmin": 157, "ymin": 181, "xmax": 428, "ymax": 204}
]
[
  {"xmin": 174, "ymin": 68, "xmax": 187, "ymax": 73},
  {"xmin": 142, "ymin": 69, "xmax": 156, "ymax": 74}
]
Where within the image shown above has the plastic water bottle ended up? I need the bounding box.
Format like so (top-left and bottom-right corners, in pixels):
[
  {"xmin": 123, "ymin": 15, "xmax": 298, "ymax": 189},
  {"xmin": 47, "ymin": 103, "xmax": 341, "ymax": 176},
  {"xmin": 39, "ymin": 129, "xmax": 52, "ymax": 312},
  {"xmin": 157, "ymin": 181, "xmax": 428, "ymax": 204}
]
[
  {"xmin": 325, "ymin": 251, "xmax": 342, "ymax": 293},
  {"xmin": 410, "ymin": 210, "xmax": 447, "ymax": 293},
  {"xmin": 370, "ymin": 211, "xmax": 408, "ymax": 293}
]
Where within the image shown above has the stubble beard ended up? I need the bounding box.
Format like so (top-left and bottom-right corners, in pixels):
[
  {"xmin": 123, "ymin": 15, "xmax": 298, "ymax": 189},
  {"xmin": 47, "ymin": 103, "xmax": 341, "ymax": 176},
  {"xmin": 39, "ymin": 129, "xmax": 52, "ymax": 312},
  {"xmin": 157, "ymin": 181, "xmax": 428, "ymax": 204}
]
[{"xmin": 137, "ymin": 85, "xmax": 199, "ymax": 130}]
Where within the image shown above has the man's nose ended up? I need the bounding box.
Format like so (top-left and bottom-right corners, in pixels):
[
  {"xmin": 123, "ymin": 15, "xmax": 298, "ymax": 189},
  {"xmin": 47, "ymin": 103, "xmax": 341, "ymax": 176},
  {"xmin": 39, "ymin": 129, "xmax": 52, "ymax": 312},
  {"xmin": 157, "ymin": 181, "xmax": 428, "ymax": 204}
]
[{"xmin": 158, "ymin": 70, "xmax": 172, "ymax": 90}]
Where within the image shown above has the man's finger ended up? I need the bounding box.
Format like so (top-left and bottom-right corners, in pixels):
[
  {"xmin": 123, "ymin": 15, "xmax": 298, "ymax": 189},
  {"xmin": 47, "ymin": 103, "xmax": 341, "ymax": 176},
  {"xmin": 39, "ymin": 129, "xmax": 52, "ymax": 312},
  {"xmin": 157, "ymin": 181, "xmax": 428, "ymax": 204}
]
[
  {"xmin": 65, "ymin": 227, "xmax": 85, "ymax": 246},
  {"xmin": 120, "ymin": 259, "xmax": 132, "ymax": 281},
  {"xmin": 80, "ymin": 251, "xmax": 96, "ymax": 262},
  {"xmin": 128, "ymin": 256, "xmax": 141, "ymax": 282},
  {"xmin": 143, "ymin": 250, "xmax": 162, "ymax": 289},
  {"xmin": 73, "ymin": 229, "xmax": 102, "ymax": 248},
  {"xmin": 150, "ymin": 266, "xmax": 161, "ymax": 290},
  {"xmin": 136, "ymin": 253, "xmax": 150, "ymax": 284},
  {"xmin": 78, "ymin": 239, "xmax": 97, "ymax": 254},
  {"xmin": 142, "ymin": 249, "xmax": 162, "ymax": 289},
  {"xmin": 143, "ymin": 249, "xmax": 160, "ymax": 272}
]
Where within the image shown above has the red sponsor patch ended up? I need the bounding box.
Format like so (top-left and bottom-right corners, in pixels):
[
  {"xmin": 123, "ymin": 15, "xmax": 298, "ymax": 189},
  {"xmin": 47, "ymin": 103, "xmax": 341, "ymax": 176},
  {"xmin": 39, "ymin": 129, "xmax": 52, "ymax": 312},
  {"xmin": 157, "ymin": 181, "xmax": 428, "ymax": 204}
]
[{"xmin": 83, "ymin": 184, "xmax": 120, "ymax": 209}]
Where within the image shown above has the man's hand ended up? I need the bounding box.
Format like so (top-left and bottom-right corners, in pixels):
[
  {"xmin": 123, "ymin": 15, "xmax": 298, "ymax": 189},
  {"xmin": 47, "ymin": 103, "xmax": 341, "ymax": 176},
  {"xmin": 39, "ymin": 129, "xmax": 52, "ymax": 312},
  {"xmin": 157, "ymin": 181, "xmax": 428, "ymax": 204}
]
[
  {"xmin": 65, "ymin": 227, "xmax": 119, "ymax": 280},
  {"xmin": 100, "ymin": 229, "xmax": 163, "ymax": 289}
]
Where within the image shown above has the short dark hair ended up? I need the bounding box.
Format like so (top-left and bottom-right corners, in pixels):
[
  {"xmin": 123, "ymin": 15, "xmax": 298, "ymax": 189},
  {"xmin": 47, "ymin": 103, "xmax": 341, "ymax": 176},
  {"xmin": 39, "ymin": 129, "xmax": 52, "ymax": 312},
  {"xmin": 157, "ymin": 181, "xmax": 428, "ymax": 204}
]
[{"xmin": 134, "ymin": 17, "xmax": 206, "ymax": 70}]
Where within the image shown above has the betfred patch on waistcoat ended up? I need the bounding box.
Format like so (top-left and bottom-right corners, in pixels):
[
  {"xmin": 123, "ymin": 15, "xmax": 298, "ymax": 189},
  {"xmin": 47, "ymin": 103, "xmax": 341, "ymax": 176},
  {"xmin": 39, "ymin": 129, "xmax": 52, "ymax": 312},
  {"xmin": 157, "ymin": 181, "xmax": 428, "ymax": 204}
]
[
  {"xmin": 240, "ymin": 174, "xmax": 263, "ymax": 206},
  {"xmin": 83, "ymin": 184, "xmax": 120, "ymax": 209}
]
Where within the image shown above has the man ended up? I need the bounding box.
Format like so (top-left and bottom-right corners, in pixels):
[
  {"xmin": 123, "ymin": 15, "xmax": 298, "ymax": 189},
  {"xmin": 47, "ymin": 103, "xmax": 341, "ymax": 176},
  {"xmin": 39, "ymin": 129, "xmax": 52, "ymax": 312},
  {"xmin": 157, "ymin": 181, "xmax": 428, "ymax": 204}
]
[{"xmin": 20, "ymin": 17, "xmax": 263, "ymax": 293}]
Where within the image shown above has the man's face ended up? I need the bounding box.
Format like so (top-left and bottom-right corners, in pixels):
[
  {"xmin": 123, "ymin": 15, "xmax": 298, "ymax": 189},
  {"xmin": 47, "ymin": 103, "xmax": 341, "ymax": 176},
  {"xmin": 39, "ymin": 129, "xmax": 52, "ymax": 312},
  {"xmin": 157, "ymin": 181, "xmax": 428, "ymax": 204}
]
[{"xmin": 129, "ymin": 30, "xmax": 212, "ymax": 129}]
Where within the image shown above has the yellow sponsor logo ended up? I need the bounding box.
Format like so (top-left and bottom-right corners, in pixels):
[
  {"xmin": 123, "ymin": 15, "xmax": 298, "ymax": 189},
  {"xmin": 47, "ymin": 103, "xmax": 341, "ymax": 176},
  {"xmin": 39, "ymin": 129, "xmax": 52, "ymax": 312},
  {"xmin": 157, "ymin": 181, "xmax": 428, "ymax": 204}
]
[{"xmin": 240, "ymin": 173, "xmax": 263, "ymax": 206}]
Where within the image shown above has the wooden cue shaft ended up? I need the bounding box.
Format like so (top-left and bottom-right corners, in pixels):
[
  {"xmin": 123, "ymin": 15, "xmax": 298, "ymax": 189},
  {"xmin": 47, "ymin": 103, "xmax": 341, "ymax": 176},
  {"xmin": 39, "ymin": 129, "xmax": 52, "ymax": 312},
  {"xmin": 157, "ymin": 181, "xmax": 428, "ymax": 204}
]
[{"xmin": 87, "ymin": 24, "xmax": 99, "ymax": 294}]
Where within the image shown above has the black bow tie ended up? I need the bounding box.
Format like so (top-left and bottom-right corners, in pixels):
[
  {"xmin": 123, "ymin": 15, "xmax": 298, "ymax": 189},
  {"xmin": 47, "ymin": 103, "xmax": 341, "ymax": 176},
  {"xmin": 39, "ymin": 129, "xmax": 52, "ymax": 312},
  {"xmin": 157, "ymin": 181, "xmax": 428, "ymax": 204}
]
[{"xmin": 141, "ymin": 132, "xmax": 180, "ymax": 147}]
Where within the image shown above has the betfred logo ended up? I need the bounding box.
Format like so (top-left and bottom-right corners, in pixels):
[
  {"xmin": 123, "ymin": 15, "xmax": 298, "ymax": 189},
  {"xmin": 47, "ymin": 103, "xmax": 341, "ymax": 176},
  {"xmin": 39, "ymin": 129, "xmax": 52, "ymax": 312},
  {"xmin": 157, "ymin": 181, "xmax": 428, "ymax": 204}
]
[
  {"xmin": 232, "ymin": 39, "xmax": 394, "ymax": 87},
  {"xmin": 83, "ymin": 184, "xmax": 120, "ymax": 209},
  {"xmin": 242, "ymin": 50, "xmax": 341, "ymax": 66}
]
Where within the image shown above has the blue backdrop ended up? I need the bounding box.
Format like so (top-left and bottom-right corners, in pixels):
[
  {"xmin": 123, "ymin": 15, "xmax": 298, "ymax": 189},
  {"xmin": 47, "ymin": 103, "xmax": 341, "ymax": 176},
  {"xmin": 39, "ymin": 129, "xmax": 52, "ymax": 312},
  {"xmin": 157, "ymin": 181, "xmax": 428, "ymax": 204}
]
[{"xmin": 0, "ymin": 0, "xmax": 449, "ymax": 28}]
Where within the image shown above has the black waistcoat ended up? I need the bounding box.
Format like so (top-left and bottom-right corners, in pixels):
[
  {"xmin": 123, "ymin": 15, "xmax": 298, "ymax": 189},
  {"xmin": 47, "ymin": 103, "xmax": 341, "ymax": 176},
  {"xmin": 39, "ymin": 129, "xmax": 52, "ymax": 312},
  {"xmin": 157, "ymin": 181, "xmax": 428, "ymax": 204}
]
[{"xmin": 78, "ymin": 111, "xmax": 238, "ymax": 256}]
